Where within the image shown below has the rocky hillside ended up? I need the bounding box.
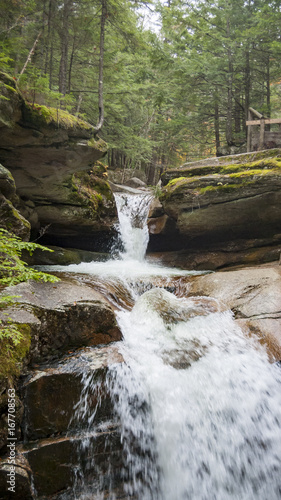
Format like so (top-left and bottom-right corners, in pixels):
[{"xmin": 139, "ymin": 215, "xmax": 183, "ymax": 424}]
[{"xmin": 0, "ymin": 72, "xmax": 117, "ymax": 250}]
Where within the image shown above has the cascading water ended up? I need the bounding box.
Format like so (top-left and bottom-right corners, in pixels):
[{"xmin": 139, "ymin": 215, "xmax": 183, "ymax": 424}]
[
  {"xmin": 42, "ymin": 192, "xmax": 281, "ymax": 500},
  {"xmin": 114, "ymin": 193, "xmax": 152, "ymax": 261},
  {"xmin": 114, "ymin": 298, "xmax": 281, "ymax": 500}
]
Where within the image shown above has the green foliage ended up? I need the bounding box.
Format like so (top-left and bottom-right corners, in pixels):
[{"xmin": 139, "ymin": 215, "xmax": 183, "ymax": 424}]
[
  {"xmin": 18, "ymin": 68, "xmax": 77, "ymax": 111},
  {"xmin": 2, "ymin": 0, "xmax": 281, "ymax": 175},
  {"xmin": 0, "ymin": 229, "xmax": 59, "ymax": 379},
  {"xmin": 0, "ymin": 228, "xmax": 60, "ymax": 287},
  {"xmin": 151, "ymin": 183, "xmax": 162, "ymax": 199},
  {"xmin": 0, "ymin": 321, "xmax": 31, "ymax": 380},
  {"xmin": 0, "ymin": 52, "xmax": 13, "ymax": 72},
  {"xmin": 25, "ymin": 102, "xmax": 93, "ymax": 131}
]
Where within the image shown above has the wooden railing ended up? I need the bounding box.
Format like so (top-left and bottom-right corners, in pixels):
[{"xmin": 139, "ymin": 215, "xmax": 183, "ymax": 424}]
[{"xmin": 246, "ymin": 107, "xmax": 281, "ymax": 152}]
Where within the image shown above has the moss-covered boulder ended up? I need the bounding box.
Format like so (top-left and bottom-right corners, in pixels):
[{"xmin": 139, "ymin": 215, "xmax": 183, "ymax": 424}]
[
  {"xmin": 34, "ymin": 169, "xmax": 117, "ymax": 250},
  {"xmin": 0, "ymin": 164, "xmax": 30, "ymax": 240},
  {"xmin": 0, "ymin": 73, "xmax": 22, "ymax": 129},
  {"xmin": 0, "ymin": 72, "xmax": 117, "ymax": 251},
  {"xmin": 0, "ymin": 278, "xmax": 122, "ymax": 365},
  {"xmin": 148, "ymin": 153, "xmax": 281, "ymax": 267}
]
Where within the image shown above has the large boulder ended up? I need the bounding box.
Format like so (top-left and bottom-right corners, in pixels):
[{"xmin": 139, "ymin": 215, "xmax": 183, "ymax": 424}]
[
  {"xmin": 0, "ymin": 345, "xmax": 124, "ymax": 499},
  {"xmin": 0, "ymin": 278, "xmax": 122, "ymax": 365},
  {"xmin": 0, "ymin": 164, "xmax": 30, "ymax": 240},
  {"xmin": 0, "ymin": 72, "xmax": 117, "ymax": 250},
  {"xmin": 148, "ymin": 152, "xmax": 281, "ymax": 268},
  {"xmin": 124, "ymin": 177, "xmax": 147, "ymax": 189},
  {"xmin": 187, "ymin": 265, "xmax": 281, "ymax": 360},
  {"xmin": 22, "ymin": 344, "xmax": 123, "ymax": 441}
]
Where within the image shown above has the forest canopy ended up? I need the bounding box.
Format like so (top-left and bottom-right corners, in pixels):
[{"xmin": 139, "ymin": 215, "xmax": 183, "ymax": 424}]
[{"xmin": 1, "ymin": 0, "xmax": 281, "ymax": 170}]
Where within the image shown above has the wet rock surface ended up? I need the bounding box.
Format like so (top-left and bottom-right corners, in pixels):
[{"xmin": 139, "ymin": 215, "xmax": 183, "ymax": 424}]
[
  {"xmin": 133, "ymin": 288, "xmax": 221, "ymax": 324},
  {"xmin": 0, "ymin": 454, "xmax": 33, "ymax": 500},
  {"xmin": 187, "ymin": 264, "xmax": 281, "ymax": 359},
  {"xmin": 18, "ymin": 428, "xmax": 123, "ymax": 498},
  {"xmin": 0, "ymin": 345, "xmax": 124, "ymax": 499},
  {"xmin": 1, "ymin": 279, "xmax": 122, "ymax": 364},
  {"xmin": 23, "ymin": 344, "xmax": 123, "ymax": 440},
  {"xmin": 147, "ymin": 241, "xmax": 281, "ymax": 270}
]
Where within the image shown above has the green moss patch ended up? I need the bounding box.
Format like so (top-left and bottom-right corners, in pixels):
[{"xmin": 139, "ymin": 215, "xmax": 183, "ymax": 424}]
[
  {"xmin": 199, "ymin": 183, "xmax": 245, "ymax": 195},
  {"xmin": 161, "ymin": 176, "xmax": 202, "ymax": 200},
  {"xmin": 87, "ymin": 138, "xmax": 107, "ymax": 152},
  {"xmin": 24, "ymin": 102, "xmax": 94, "ymax": 132},
  {"xmin": 221, "ymin": 158, "xmax": 281, "ymax": 175},
  {"xmin": 71, "ymin": 170, "xmax": 114, "ymax": 215},
  {"xmin": 0, "ymin": 322, "xmax": 31, "ymax": 382},
  {"xmin": 162, "ymin": 157, "xmax": 281, "ymax": 201},
  {"xmin": 227, "ymin": 168, "xmax": 276, "ymax": 179},
  {"xmin": 164, "ymin": 154, "xmax": 281, "ymax": 185}
]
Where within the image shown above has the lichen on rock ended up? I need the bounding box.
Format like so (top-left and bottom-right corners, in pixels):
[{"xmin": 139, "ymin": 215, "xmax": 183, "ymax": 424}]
[
  {"xmin": 0, "ymin": 72, "xmax": 117, "ymax": 251},
  {"xmin": 148, "ymin": 151, "xmax": 281, "ymax": 266}
]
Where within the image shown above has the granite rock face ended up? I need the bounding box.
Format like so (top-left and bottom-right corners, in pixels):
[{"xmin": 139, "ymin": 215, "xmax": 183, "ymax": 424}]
[
  {"xmin": 187, "ymin": 265, "xmax": 281, "ymax": 360},
  {"xmin": 147, "ymin": 152, "xmax": 281, "ymax": 268},
  {"xmin": 0, "ymin": 164, "xmax": 30, "ymax": 240},
  {"xmin": 0, "ymin": 345, "xmax": 124, "ymax": 499},
  {"xmin": 0, "ymin": 278, "xmax": 122, "ymax": 364},
  {"xmin": 0, "ymin": 72, "xmax": 117, "ymax": 250}
]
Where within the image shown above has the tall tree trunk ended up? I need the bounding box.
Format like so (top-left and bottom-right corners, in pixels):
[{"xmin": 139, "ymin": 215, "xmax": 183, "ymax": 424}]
[
  {"xmin": 226, "ymin": 18, "xmax": 233, "ymax": 146},
  {"xmin": 214, "ymin": 99, "xmax": 220, "ymax": 156},
  {"xmin": 45, "ymin": 0, "xmax": 55, "ymax": 77},
  {"xmin": 234, "ymin": 85, "xmax": 241, "ymax": 136},
  {"xmin": 95, "ymin": 0, "xmax": 106, "ymax": 132},
  {"xmin": 68, "ymin": 35, "xmax": 76, "ymax": 93},
  {"xmin": 266, "ymin": 54, "xmax": 271, "ymax": 131},
  {"xmin": 41, "ymin": 0, "xmax": 47, "ymax": 71},
  {"xmin": 244, "ymin": 48, "xmax": 250, "ymax": 136},
  {"xmin": 59, "ymin": 0, "xmax": 72, "ymax": 95}
]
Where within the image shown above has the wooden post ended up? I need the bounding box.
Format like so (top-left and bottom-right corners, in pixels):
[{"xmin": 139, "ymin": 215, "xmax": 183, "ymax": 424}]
[
  {"xmin": 259, "ymin": 118, "xmax": 265, "ymax": 150},
  {"xmin": 247, "ymin": 109, "xmax": 252, "ymax": 152}
]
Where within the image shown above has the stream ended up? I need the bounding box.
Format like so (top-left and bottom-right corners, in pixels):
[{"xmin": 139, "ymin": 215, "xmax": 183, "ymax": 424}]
[{"xmin": 43, "ymin": 193, "xmax": 281, "ymax": 500}]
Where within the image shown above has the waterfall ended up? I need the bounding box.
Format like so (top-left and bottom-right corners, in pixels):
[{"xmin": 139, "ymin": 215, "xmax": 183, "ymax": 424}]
[
  {"xmin": 114, "ymin": 193, "xmax": 153, "ymax": 261},
  {"xmin": 112, "ymin": 295, "xmax": 281, "ymax": 500},
  {"xmin": 40, "ymin": 192, "xmax": 281, "ymax": 500}
]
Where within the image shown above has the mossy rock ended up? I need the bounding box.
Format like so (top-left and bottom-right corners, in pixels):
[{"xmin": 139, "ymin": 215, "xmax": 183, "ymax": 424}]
[
  {"xmin": 22, "ymin": 102, "xmax": 94, "ymax": 135},
  {"xmin": 72, "ymin": 170, "xmax": 115, "ymax": 214},
  {"xmin": 0, "ymin": 323, "xmax": 31, "ymax": 382},
  {"xmin": 0, "ymin": 164, "xmax": 16, "ymax": 198},
  {"xmin": 0, "ymin": 194, "xmax": 30, "ymax": 240},
  {"xmin": 161, "ymin": 150, "xmax": 281, "ymax": 185},
  {"xmin": 0, "ymin": 73, "xmax": 22, "ymax": 128},
  {"xmin": 161, "ymin": 158, "xmax": 281, "ymax": 201}
]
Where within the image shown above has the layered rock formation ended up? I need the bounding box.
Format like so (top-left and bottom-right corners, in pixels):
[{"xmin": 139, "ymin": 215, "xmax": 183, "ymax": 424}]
[
  {"xmin": 1, "ymin": 278, "xmax": 122, "ymax": 365},
  {"xmin": 0, "ymin": 344, "xmax": 124, "ymax": 499},
  {"xmin": 148, "ymin": 150, "xmax": 281, "ymax": 269},
  {"xmin": 0, "ymin": 72, "xmax": 117, "ymax": 250},
  {"xmin": 0, "ymin": 276, "xmax": 122, "ymax": 467},
  {"xmin": 0, "ymin": 164, "xmax": 30, "ymax": 240},
  {"xmin": 187, "ymin": 264, "xmax": 281, "ymax": 361}
]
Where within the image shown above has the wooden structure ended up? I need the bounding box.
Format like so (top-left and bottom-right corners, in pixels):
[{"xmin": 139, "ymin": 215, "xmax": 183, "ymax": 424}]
[{"xmin": 246, "ymin": 107, "xmax": 281, "ymax": 152}]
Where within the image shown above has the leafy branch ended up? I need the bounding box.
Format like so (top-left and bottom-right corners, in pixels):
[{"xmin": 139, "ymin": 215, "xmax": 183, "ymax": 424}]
[{"xmin": 0, "ymin": 229, "xmax": 60, "ymax": 379}]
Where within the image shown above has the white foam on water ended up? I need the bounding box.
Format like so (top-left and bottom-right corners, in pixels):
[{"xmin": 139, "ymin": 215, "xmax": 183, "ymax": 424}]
[
  {"xmin": 110, "ymin": 294, "xmax": 281, "ymax": 500},
  {"xmin": 41, "ymin": 192, "xmax": 281, "ymax": 499}
]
